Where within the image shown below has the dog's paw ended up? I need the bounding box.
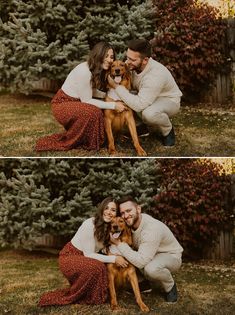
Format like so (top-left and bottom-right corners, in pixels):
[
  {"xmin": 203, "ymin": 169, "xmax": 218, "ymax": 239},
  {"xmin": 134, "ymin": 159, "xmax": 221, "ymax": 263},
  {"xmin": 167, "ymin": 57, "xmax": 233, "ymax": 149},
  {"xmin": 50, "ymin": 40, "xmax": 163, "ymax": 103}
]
[
  {"xmin": 140, "ymin": 303, "xmax": 150, "ymax": 312},
  {"xmin": 137, "ymin": 147, "xmax": 147, "ymax": 156},
  {"xmin": 111, "ymin": 304, "xmax": 121, "ymax": 312},
  {"xmin": 108, "ymin": 148, "xmax": 117, "ymax": 156}
]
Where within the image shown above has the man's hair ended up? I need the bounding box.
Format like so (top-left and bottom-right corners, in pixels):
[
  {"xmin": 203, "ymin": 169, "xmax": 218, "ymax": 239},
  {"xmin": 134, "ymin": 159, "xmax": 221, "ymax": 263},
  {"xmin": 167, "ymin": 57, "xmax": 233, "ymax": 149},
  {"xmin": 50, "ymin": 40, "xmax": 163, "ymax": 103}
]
[
  {"xmin": 127, "ymin": 39, "xmax": 152, "ymax": 58},
  {"xmin": 117, "ymin": 195, "xmax": 138, "ymax": 206}
]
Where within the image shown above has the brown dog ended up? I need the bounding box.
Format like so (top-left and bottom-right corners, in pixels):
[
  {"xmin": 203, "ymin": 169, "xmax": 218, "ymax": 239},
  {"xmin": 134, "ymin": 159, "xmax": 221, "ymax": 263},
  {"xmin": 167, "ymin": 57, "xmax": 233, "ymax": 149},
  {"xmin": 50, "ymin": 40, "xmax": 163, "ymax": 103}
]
[
  {"xmin": 104, "ymin": 60, "xmax": 147, "ymax": 156},
  {"xmin": 107, "ymin": 217, "xmax": 150, "ymax": 312}
]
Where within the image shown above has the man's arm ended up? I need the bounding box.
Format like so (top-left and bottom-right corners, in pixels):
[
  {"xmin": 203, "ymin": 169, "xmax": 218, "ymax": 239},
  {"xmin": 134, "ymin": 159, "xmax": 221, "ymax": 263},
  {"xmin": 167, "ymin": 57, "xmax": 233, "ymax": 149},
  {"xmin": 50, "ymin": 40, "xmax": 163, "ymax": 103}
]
[
  {"xmin": 108, "ymin": 75, "xmax": 164, "ymax": 112},
  {"xmin": 116, "ymin": 233, "xmax": 161, "ymax": 269}
]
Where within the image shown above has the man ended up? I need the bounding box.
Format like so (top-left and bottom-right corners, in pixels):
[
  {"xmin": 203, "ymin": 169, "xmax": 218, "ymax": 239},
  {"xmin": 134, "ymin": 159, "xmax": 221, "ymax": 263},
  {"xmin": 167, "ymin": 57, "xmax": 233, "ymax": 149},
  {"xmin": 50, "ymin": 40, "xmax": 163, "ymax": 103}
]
[
  {"xmin": 110, "ymin": 195, "xmax": 183, "ymax": 302},
  {"xmin": 108, "ymin": 39, "xmax": 182, "ymax": 146}
]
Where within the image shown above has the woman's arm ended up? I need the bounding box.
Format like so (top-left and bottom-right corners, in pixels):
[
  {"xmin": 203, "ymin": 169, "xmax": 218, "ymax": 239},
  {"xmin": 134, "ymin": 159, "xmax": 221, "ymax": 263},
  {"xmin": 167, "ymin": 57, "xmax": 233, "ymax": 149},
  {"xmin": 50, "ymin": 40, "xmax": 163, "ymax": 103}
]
[
  {"xmin": 67, "ymin": 63, "xmax": 116, "ymax": 109},
  {"xmin": 74, "ymin": 219, "xmax": 116, "ymax": 263}
]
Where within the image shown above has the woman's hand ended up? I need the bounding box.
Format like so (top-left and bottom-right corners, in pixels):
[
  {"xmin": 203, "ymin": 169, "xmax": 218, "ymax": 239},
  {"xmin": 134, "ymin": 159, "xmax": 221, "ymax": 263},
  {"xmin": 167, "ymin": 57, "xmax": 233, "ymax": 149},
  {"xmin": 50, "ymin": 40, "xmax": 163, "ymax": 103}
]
[
  {"xmin": 108, "ymin": 75, "xmax": 118, "ymax": 89},
  {"xmin": 115, "ymin": 101, "xmax": 126, "ymax": 113},
  {"xmin": 115, "ymin": 256, "xmax": 129, "ymax": 268}
]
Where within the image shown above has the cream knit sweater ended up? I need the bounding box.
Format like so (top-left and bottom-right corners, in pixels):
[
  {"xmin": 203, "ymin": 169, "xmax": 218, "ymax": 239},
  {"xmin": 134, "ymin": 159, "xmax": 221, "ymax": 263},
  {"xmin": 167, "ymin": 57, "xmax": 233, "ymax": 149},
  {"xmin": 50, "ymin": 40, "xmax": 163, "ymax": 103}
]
[
  {"xmin": 117, "ymin": 213, "xmax": 183, "ymax": 269},
  {"xmin": 62, "ymin": 62, "xmax": 116, "ymax": 109},
  {"xmin": 71, "ymin": 217, "xmax": 116, "ymax": 263},
  {"xmin": 115, "ymin": 58, "xmax": 182, "ymax": 112}
]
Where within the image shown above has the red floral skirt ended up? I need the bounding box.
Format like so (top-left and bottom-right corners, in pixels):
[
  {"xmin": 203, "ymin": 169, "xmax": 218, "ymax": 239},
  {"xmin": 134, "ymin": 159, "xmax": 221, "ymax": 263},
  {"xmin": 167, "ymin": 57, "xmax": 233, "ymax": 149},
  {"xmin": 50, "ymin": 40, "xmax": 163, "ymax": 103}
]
[
  {"xmin": 35, "ymin": 89, "xmax": 105, "ymax": 151},
  {"xmin": 39, "ymin": 242, "xmax": 108, "ymax": 306}
]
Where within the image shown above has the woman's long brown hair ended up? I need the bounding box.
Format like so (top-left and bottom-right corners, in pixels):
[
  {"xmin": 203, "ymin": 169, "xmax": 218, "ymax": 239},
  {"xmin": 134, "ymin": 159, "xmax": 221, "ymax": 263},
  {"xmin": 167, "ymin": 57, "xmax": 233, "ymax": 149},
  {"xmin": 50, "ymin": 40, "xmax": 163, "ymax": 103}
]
[
  {"xmin": 88, "ymin": 42, "xmax": 115, "ymax": 92},
  {"xmin": 94, "ymin": 196, "xmax": 117, "ymax": 246}
]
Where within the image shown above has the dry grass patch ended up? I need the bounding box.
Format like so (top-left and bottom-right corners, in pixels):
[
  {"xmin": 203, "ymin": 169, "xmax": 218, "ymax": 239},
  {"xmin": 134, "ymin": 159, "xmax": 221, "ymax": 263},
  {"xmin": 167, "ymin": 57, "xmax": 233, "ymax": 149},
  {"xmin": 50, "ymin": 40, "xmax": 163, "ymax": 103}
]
[
  {"xmin": 0, "ymin": 93, "xmax": 234, "ymax": 157},
  {"xmin": 0, "ymin": 249, "xmax": 234, "ymax": 315}
]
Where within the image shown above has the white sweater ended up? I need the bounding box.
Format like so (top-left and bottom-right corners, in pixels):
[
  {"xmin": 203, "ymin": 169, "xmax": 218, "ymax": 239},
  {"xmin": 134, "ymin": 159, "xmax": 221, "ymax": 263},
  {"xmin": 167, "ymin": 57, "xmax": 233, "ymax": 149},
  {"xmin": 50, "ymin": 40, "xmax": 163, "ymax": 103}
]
[
  {"xmin": 115, "ymin": 58, "xmax": 182, "ymax": 112},
  {"xmin": 71, "ymin": 217, "xmax": 116, "ymax": 263},
  {"xmin": 117, "ymin": 214, "xmax": 183, "ymax": 269},
  {"xmin": 62, "ymin": 62, "xmax": 116, "ymax": 110}
]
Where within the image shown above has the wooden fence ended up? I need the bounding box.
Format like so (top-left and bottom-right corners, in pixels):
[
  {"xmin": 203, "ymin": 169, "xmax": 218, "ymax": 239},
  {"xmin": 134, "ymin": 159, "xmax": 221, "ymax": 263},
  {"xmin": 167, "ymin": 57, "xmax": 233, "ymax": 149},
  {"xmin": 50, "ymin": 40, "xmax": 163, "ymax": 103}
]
[
  {"xmin": 206, "ymin": 173, "xmax": 235, "ymax": 260},
  {"xmin": 203, "ymin": 17, "xmax": 235, "ymax": 104},
  {"xmin": 35, "ymin": 234, "xmax": 68, "ymax": 249},
  {"xmin": 203, "ymin": 72, "xmax": 234, "ymax": 104},
  {"xmin": 205, "ymin": 230, "xmax": 234, "ymax": 259},
  {"xmin": 31, "ymin": 78, "xmax": 59, "ymax": 97},
  {"xmin": 36, "ymin": 231, "xmax": 234, "ymax": 259}
]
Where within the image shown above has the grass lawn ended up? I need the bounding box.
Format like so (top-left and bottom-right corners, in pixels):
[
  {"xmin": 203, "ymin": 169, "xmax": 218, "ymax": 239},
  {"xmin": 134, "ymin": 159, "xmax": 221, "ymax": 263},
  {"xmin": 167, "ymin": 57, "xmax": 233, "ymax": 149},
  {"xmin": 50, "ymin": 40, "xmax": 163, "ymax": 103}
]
[
  {"xmin": 0, "ymin": 93, "xmax": 234, "ymax": 157},
  {"xmin": 0, "ymin": 249, "xmax": 234, "ymax": 315}
]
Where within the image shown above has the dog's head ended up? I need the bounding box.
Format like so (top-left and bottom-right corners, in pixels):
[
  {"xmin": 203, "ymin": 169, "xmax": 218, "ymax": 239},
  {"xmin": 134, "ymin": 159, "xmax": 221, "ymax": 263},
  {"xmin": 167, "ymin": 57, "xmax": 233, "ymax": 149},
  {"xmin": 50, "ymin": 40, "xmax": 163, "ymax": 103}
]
[
  {"xmin": 109, "ymin": 217, "xmax": 132, "ymax": 246},
  {"xmin": 109, "ymin": 60, "xmax": 131, "ymax": 89}
]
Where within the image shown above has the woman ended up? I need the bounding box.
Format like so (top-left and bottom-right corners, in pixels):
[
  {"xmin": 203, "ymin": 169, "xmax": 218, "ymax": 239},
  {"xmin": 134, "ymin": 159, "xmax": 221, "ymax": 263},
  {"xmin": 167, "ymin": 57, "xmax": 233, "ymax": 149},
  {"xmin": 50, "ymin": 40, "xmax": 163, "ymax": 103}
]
[
  {"xmin": 35, "ymin": 42, "xmax": 125, "ymax": 152},
  {"xmin": 39, "ymin": 197, "xmax": 128, "ymax": 307}
]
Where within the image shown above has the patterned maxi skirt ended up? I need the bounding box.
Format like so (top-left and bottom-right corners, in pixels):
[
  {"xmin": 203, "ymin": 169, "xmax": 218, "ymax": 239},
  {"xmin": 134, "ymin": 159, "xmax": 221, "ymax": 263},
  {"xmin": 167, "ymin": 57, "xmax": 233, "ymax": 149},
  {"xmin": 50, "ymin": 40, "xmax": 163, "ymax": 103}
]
[
  {"xmin": 35, "ymin": 89, "xmax": 105, "ymax": 151},
  {"xmin": 39, "ymin": 242, "xmax": 108, "ymax": 306}
]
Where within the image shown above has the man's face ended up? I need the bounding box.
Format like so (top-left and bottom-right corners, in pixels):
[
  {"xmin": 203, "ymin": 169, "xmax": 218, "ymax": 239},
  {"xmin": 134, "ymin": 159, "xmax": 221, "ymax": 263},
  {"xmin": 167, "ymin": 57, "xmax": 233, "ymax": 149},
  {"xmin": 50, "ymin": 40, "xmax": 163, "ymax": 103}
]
[
  {"xmin": 119, "ymin": 201, "xmax": 140, "ymax": 227},
  {"xmin": 126, "ymin": 49, "xmax": 148, "ymax": 73}
]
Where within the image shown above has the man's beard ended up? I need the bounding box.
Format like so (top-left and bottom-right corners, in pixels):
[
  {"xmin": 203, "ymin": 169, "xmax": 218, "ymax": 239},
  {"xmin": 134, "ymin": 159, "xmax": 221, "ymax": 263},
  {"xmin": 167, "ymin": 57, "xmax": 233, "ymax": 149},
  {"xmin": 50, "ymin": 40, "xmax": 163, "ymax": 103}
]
[
  {"xmin": 126, "ymin": 213, "xmax": 139, "ymax": 227},
  {"xmin": 130, "ymin": 61, "xmax": 143, "ymax": 74}
]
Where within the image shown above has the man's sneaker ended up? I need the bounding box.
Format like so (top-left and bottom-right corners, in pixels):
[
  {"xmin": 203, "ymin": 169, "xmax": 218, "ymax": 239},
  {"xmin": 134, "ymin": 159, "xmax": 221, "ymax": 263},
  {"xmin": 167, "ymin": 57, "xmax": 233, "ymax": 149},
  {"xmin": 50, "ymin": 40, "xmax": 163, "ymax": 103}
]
[
  {"xmin": 162, "ymin": 127, "xmax": 175, "ymax": 146},
  {"xmin": 136, "ymin": 124, "xmax": 150, "ymax": 137},
  {"xmin": 125, "ymin": 280, "xmax": 152, "ymax": 294},
  {"xmin": 138, "ymin": 280, "xmax": 152, "ymax": 293},
  {"xmin": 166, "ymin": 283, "xmax": 178, "ymax": 302}
]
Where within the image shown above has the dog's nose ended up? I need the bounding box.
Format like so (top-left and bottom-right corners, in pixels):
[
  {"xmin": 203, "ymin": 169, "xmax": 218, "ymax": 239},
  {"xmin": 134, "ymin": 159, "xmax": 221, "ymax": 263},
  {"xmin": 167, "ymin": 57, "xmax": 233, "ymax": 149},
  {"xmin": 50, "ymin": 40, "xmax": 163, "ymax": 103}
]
[
  {"xmin": 115, "ymin": 69, "xmax": 120, "ymax": 75},
  {"xmin": 113, "ymin": 224, "xmax": 118, "ymax": 230}
]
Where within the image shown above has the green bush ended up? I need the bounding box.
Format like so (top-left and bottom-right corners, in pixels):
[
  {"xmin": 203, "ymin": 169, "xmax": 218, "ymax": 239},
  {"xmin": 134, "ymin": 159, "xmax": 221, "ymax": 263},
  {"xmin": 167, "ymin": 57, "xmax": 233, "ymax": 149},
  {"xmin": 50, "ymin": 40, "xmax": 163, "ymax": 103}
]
[
  {"xmin": 150, "ymin": 0, "xmax": 228, "ymax": 102},
  {"xmin": 148, "ymin": 159, "xmax": 232, "ymax": 259}
]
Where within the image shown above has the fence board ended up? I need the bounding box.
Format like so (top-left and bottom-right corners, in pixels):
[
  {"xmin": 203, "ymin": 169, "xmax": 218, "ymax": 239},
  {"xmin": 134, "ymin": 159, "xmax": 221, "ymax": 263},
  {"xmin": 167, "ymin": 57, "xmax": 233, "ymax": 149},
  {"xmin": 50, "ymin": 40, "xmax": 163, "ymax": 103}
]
[
  {"xmin": 202, "ymin": 17, "xmax": 235, "ymax": 104},
  {"xmin": 204, "ymin": 73, "xmax": 233, "ymax": 104},
  {"xmin": 35, "ymin": 234, "xmax": 67, "ymax": 249},
  {"xmin": 206, "ymin": 230, "xmax": 234, "ymax": 259}
]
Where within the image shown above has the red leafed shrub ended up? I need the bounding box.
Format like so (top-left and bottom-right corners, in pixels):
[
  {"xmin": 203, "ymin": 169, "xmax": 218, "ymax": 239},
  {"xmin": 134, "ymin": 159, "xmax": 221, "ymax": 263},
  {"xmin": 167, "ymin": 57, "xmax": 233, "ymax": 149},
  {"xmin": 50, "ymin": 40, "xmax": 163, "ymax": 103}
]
[
  {"xmin": 148, "ymin": 159, "xmax": 232, "ymax": 259},
  {"xmin": 150, "ymin": 0, "xmax": 228, "ymax": 102}
]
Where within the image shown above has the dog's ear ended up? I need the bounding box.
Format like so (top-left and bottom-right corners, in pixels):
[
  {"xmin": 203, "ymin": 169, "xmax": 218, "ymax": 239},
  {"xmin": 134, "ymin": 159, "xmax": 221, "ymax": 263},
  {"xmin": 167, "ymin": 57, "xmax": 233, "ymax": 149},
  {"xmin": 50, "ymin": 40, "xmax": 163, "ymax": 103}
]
[
  {"xmin": 105, "ymin": 67, "xmax": 111, "ymax": 80},
  {"xmin": 105, "ymin": 68, "xmax": 112, "ymax": 89},
  {"xmin": 104, "ymin": 222, "xmax": 112, "ymax": 247}
]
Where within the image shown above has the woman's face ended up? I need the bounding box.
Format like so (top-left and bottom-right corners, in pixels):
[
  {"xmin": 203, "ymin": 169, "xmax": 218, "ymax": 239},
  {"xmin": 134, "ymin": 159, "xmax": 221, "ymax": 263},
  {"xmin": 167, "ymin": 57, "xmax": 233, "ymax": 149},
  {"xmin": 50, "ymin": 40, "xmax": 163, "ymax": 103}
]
[
  {"xmin": 103, "ymin": 201, "xmax": 117, "ymax": 222},
  {"xmin": 102, "ymin": 49, "xmax": 114, "ymax": 70}
]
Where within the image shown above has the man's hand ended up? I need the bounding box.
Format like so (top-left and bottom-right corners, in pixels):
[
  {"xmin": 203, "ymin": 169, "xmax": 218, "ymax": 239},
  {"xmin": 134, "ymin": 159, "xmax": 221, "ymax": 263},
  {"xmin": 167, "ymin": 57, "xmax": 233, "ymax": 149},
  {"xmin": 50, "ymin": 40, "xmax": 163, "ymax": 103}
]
[
  {"xmin": 115, "ymin": 256, "xmax": 129, "ymax": 268},
  {"xmin": 108, "ymin": 75, "xmax": 118, "ymax": 89},
  {"xmin": 115, "ymin": 101, "xmax": 126, "ymax": 112}
]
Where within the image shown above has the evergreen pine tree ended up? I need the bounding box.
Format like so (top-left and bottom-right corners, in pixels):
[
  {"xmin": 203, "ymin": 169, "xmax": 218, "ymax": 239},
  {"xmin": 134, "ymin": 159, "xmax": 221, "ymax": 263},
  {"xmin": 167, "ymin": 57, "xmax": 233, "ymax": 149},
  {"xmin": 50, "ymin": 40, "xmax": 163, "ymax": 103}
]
[
  {"xmin": 0, "ymin": 158, "xmax": 161, "ymax": 248},
  {"xmin": 83, "ymin": 0, "xmax": 154, "ymax": 56},
  {"xmin": 0, "ymin": 0, "xmax": 89, "ymax": 93},
  {"xmin": 0, "ymin": 0, "xmax": 154, "ymax": 93},
  {"xmin": 0, "ymin": 171, "xmax": 56, "ymax": 248}
]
